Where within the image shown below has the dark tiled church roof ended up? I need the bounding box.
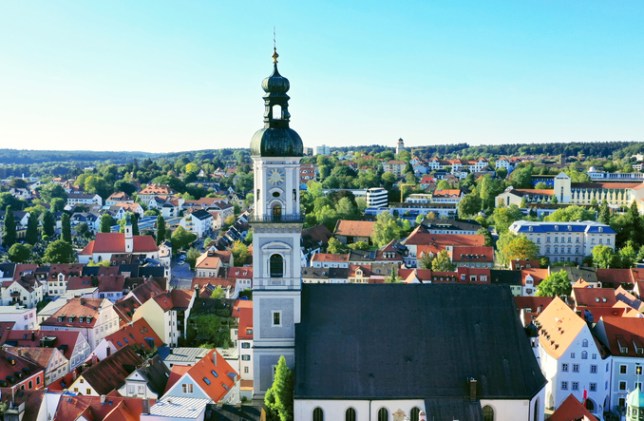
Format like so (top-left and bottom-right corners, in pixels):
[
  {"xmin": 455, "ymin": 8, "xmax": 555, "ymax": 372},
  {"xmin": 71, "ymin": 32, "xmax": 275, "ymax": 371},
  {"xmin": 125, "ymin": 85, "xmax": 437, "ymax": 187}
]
[{"xmin": 295, "ymin": 284, "xmax": 545, "ymax": 401}]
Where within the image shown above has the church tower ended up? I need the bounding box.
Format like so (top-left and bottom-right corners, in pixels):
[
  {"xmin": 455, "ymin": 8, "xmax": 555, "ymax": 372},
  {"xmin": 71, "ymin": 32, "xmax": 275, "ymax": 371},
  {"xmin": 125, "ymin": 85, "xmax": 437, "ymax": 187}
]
[{"xmin": 250, "ymin": 48, "xmax": 304, "ymax": 396}]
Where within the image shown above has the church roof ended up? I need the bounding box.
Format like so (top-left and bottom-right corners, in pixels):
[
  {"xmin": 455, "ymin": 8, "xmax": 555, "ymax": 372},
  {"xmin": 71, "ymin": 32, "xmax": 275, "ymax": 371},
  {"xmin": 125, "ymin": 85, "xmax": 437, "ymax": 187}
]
[{"xmin": 295, "ymin": 284, "xmax": 545, "ymax": 400}]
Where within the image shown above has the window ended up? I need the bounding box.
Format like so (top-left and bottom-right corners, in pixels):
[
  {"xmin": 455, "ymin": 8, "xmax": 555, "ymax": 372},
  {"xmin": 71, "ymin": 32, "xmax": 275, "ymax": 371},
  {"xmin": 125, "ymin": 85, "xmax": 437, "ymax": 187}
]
[
  {"xmin": 621, "ymin": 365, "xmax": 627, "ymax": 374},
  {"xmin": 346, "ymin": 408, "xmax": 357, "ymax": 421},
  {"xmin": 619, "ymin": 398, "xmax": 626, "ymax": 408},
  {"xmin": 581, "ymin": 351, "xmax": 588, "ymax": 359},
  {"xmin": 211, "ymin": 370, "xmax": 218, "ymax": 378},
  {"xmin": 272, "ymin": 311, "xmax": 282, "ymax": 327},
  {"xmin": 244, "ymin": 367, "xmax": 249, "ymax": 374},
  {"xmin": 573, "ymin": 364, "xmax": 579, "ymax": 373},
  {"xmin": 241, "ymin": 342, "xmax": 251, "ymax": 349},
  {"xmin": 182, "ymin": 383, "xmax": 193, "ymax": 394},
  {"xmin": 572, "ymin": 382, "xmax": 579, "ymax": 391},
  {"xmin": 410, "ymin": 407, "xmax": 421, "ymax": 421},
  {"xmin": 241, "ymin": 355, "xmax": 251, "ymax": 361},
  {"xmin": 562, "ymin": 363, "xmax": 569, "ymax": 372},
  {"xmin": 86, "ymin": 388, "xmax": 91, "ymax": 394},
  {"xmin": 590, "ymin": 383, "xmax": 597, "ymax": 392},
  {"xmin": 313, "ymin": 407, "xmax": 324, "ymax": 421},
  {"xmin": 377, "ymin": 408, "xmax": 388, "ymax": 421},
  {"xmin": 592, "ymin": 353, "xmax": 597, "ymax": 360},
  {"xmin": 203, "ymin": 377, "xmax": 211, "ymax": 385},
  {"xmin": 271, "ymin": 204, "xmax": 282, "ymax": 221},
  {"xmin": 583, "ymin": 339, "xmax": 589, "ymax": 348},
  {"xmin": 561, "ymin": 381, "xmax": 568, "ymax": 390},
  {"xmin": 270, "ymin": 254, "xmax": 284, "ymax": 278},
  {"xmin": 570, "ymin": 352, "xmax": 575, "ymax": 359},
  {"xmin": 482, "ymin": 405, "xmax": 494, "ymax": 421},
  {"xmin": 591, "ymin": 365, "xmax": 597, "ymax": 374},
  {"xmin": 619, "ymin": 381, "xmax": 627, "ymax": 391}
]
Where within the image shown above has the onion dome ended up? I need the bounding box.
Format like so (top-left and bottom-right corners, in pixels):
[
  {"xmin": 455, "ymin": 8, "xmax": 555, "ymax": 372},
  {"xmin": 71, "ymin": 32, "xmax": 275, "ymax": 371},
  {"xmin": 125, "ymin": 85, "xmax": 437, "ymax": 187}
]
[{"xmin": 250, "ymin": 48, "xmax": 303, "ymax": 157}]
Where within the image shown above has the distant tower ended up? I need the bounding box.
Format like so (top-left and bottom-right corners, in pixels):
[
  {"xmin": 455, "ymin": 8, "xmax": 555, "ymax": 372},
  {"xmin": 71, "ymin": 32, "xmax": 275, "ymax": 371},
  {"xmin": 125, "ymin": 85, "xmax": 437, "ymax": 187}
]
[
  {"xmin": 396, "ymin": 137, "xmax": 405, "ymax": 155},
  {"xmin": 249, "ymin": 47, "xmax": 304, "ymax": 396},
  {"xmin": 124, "ymin": 213, "xmax": 133, "ymax": 253}
]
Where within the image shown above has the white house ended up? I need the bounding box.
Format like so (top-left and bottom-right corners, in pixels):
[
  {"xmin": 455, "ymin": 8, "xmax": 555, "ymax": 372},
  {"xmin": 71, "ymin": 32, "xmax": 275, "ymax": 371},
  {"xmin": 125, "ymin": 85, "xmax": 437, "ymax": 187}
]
[
  {"xmin": 536, "ymin": 297, "xmax": 609, "ymax": 418},
  {"xmin": 179, "ymin": 209, "xmax": 213, "ymax": 238},
  {"xmin": 0, "ymin": 305, "xmax": 38, "ymax": 330}
]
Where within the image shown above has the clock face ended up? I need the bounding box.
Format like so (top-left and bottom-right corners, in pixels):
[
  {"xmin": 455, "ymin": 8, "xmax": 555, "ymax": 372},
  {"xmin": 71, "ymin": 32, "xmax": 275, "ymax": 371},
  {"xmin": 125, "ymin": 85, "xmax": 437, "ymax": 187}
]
[{"xmin": 269, "ymin": 169, "xmax": 284, "ymax": 185}]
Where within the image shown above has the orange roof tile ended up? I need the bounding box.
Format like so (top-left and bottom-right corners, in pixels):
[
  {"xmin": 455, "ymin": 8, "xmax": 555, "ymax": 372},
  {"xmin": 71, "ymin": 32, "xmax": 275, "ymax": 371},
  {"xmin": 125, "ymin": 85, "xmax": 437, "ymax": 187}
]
[
  {"xmin": 549, "ymin": 393, "xmax": 598, "ymax": 421},
  {"xmin": 42, "ymin": 298, "xmax": 106, "ymax": 328},
  {"xmin": 311, "ymin": 253, "xmax": 350, "ymax": 263},
  {"xmin": 105, "ymin": 318, "xmax": 164, "ymax": 351},
  {"xmin": 599, "ymin": 316, "xmax": 644, "ymax": 357},
  {"xmin": 536, "ymin": 297, "xmax": 586, "ymax": 359},
  {"xmin": 573, "ymin": 288, "xmax": 617, "ymax": 308},
  {"xmin": 334, "ymin": 220, "xmax": 376, "ymax": 238},
  {"xmin": 432, "ymin": 189, "xmax": 461, "ymax": 197},
  {"xmin": 184, "ymin": 349, "xmax": 237, "ymax": 402}
]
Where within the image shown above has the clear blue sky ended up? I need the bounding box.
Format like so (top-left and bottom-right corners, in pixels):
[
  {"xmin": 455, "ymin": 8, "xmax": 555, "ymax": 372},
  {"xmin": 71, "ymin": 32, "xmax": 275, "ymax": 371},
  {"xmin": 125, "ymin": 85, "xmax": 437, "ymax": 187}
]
[{"xmin": 0, "ymin": 1, "xmax": 642, "ymax": 153}]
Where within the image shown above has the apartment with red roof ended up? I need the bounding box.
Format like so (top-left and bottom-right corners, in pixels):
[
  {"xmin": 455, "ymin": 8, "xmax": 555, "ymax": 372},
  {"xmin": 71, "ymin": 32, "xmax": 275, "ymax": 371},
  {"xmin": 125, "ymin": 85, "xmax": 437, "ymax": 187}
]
[
  {"xmin": 52, "ymin": 390, "xmax": 151, "ymax": 421},
  {"xmin": 536, "ymin": 298, "xmax": 608, "ymax": 418},
  {"xmin": 68, "ymin": 346, "xmax": 144, "ymax": 396},
  {"xmin": 3, "ymin": 329, "xmax": 91, "ymax": 370},
  {"xmin": 40, "ymin": 298, "xmax": 120, "ymax": 350},
  {"xmin": 310, "ymin": 252, "xmax": 350, "ymax": 268},
  {"xmin": 595, "ymin": 316, "xmax": 644, "ymax": 412},
  {"xmin": 78, "ymin": 219, "xmax": 158, "ymax": 264},
  {"xmin": 161, "ymin": 349, "xmax": 238, "ymax": 404},
  {"xmin": 232, "ymin": 299, "xmax": 253, "ymax": 393},
  {"xmin": 401, "ymin": 225, "xmax": 486, "ymax": 267},
  {"xmin": 91, "ymin": 318, "xmax": 164, "ymax": 360},
  {"xmin": 333, "ymin": 220, "xmax": 376, "ymax": 245},
  {"xmin": 132, "ymin": 290, "xmax": 195, "ymax": 347},
  {"xmin": 5, "ymin": 346, "xmax": 68, "ymax": 385},
  {"xmin": 0, "ymin": 348, "xmax": 44, "ymax": 396}
]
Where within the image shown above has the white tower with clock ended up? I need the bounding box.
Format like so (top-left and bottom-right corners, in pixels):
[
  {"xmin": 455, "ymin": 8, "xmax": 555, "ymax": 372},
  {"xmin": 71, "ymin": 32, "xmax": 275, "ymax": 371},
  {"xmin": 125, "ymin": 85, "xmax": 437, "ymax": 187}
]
[{"xmin": 249, "ymin": 48, "xmax": 304, "ymax": 396}]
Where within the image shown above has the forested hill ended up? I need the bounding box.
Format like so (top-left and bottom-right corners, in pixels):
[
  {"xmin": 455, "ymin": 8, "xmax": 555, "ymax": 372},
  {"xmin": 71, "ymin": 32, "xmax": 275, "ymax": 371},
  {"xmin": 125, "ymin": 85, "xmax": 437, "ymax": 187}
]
[{"xmin": 0, "ymin": 149, "xmax": 158, "ymax": 165}]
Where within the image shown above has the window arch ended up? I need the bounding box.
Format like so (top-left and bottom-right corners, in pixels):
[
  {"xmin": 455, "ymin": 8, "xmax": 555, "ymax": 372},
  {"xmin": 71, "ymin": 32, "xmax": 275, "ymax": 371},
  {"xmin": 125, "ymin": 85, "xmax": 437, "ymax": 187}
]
[
  {"xmin": 270, "ymin": 254, "xmax": 284, "ymax": 278},
  {"xmin": 582, "ymin": 351, "xmax": 588, "ymax": 359},
  {"xmin": 410, "ymin": 407, "xmax": 421, "ymax": 421},
  {"xmin": 313, "ymin": 407, "xmax": 323, "ymax": 421},
  {"xmin": 582, "ymin": 339, "xmax": 589, "ymax": 347},
  {"xmin": 345, "ymin": 408, "xmax": 356, "ymax": 421},
  {"xmin": 273, "ymin": 104, "xmax": 282, "ymax": 120},
  {"xmin": 377, "ymin": 408, "xmax": 389, "ymax": 421},
  {"xmin": 483, "ymin": 405, "xmax": 494, "ymax": 421}
]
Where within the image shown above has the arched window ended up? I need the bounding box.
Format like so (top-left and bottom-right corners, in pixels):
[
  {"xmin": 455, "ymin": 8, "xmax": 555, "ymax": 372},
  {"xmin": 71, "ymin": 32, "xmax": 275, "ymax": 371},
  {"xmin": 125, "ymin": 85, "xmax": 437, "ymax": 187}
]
[
  {"xmin": 272, "ymin": 204, "xmax": 282, "ymax": 221},
  {"xmin": 313, "ymin": 407, "xmax": 323, "ymax": 421},
  {"xmin": 273, "ymin": 104, "xmax": 282, "ymax": 120},
  {"xmin": 345, "ymin": 408, "xmax": 356, "ymax": 421},
  {"xmin": 377, "ymin": 408, "xmax": 388, "ymax": 421},
  {"xmin": 411, "ymin": 407, "xmax": 421, "ymax": 421},
  {"xmin": 582, "ymin": 339, "xmax": 588, "ymax": 347},
  {"xmin": 581, "ymin": 351, "xmax": 588, "ymax": 359},
  {"xmin": 270, "ymin": 254, "xmax": 284, "ymax": 278},
  {"xmin": 483, "ymin": 405, "xmax": 494, "ymax": 421}
]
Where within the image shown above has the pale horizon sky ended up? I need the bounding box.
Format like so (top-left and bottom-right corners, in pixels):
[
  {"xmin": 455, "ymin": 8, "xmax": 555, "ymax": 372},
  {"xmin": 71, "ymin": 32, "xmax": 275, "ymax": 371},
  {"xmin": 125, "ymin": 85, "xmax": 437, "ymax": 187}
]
[{"xmin": 0, "ymin": 1, "xmax": 643, "ymax": 153}]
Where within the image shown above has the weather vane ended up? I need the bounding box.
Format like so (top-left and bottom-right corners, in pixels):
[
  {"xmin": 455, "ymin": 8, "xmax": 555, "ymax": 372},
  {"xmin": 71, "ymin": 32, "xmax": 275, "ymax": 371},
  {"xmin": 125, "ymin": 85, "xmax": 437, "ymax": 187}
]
[{"xmin": 272, "ymin": 27, "xmax": 279, "ymax": 64}]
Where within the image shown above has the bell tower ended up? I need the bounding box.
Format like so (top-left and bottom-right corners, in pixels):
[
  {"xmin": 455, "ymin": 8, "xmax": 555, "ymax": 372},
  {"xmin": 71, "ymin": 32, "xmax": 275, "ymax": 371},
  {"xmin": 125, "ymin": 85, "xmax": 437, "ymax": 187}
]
[{"xmin": 250, "ymin": 48, "xmax": 304, "ymax": 396}]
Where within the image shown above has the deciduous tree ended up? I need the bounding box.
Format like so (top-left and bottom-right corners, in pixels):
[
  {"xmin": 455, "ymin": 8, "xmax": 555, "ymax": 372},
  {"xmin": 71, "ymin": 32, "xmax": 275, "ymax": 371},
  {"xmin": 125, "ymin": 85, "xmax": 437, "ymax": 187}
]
[
  {"xmin": 497, "ymin": 232, "xmax": 539, "ymax": 267},
  {"xmin": 536, "ymin": 270, "xmax": 572, "ymax": 297},
  {"xmin": 43, "ymin": 239, "xmax": 75, "ymax": 263},
  {"xmin": 431, "ymin": 250, "xmax": 455, "ymax": 272},
  {"xmin": 592, "ymin": 245, "xmax": 617, "ymax": 269},
  {"xmin": 8, "ymin": 243, "xmax": 31, "ymax": 263}
]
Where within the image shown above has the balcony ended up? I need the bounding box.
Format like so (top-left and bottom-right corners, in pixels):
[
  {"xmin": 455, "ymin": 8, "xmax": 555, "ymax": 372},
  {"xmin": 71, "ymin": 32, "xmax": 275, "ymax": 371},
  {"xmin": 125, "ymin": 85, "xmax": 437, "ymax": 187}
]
[{"xmin": 249, "ymin": 214, "xmax": 304, "ymax": 224}]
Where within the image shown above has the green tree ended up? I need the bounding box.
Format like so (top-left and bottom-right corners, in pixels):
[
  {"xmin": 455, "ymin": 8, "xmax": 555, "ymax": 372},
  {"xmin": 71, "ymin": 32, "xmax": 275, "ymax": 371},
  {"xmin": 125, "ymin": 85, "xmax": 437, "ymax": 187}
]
[
  {"xmin": 544, "ymin": 205, "xmax": 595, "ymax": 222},
  {"xmin": 8, "ymin": 243, "xmax": 32, "ymax": 263},
  {"xmin": 618, "ymin": 241, "xmax": 638, "ymax": 268},
  {"xmin": 592, "ymin": 245, "xmax": 617, "ymax": 269},
  {"xmin": 25, "ymin": 212, "xmax": 39, "ymax": 245},
  {"xmin": 536, "ymin": 270, "xmax": 572, "ymax": 297},
  {"xmin": 2, "ymin": 206, "xmax": 17, "ymax": 248},
  {"xmin": 231, "ymin": 241, "xmax": 250, "ymax": 266},
  {"xmin": 61, "ymin": 213, "xmax": 72, "ymax": 243},
  {"xmin": 509, "ymin": 165, "xmax": 533, "ymax": 188},
  {"xmin": 171, "ymin": 226, "xmax": 197, "ymax": 250},
  {"xmin": 431, "ymin": 250, "xmax": 455, "ymax": 272},
  {"xmin": 598, "ymin": 199, "xmax": 610, "ymax": 225},
  {"xmin": 371, "ymin": 212, "xmax": 405, "ymax": 247},
  {"xmin": 477, "ymin": 227, "xmax": 494, "ymax": 246},
  {"xmin": 156, "ymin": 215, "xmax": 166, "ymax": 245},
  {"xmin": 326, "ymin": 237, "xmax": 345, "ymax": 254},
  {"xmin": 100, "ymin": 213, "xmax": 115, "ymax": 233},
  {"xmin": 43, "ymin": 239, "xmax": 75, "ymax": 263},
  {"xmin": 41, "ymin": 211, "xmax": 56, "ymax": 238},
  {"xmin": 210, "ymin": 286, "xmax": 226, "ymax": 300},
  {"xmin": 491, "ymin": 205, "xmax": 523, "ymax": 234},
  {"xmin": 264, "ymin": 356, "xmax": 294, "ymax": 421},
  {"xmin": 186, "ymin": 247, "xmax": 201, "ymax": 269},
  {"xmin": 458, "ymin": 193, "xmax": 482, "ymax": 218},
  {"xmin": 418, "ymin": 252, "xmax": 434, "ymax": 269},
  {"xmin": 50, "ymin": 197, "xmax": 66, "ymax": 213},
  {"xmin": 497, "ymin": 233, "xmax": 539, "ymax": 267}
]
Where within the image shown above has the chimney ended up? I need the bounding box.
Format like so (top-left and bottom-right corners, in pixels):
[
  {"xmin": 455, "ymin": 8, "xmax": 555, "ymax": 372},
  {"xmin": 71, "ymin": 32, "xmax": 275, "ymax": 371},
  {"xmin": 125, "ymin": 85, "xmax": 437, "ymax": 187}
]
[
  {"xmin": 142, "ymin": 399, "xmax": 151, "ymax": 414},
  {"xmin": 213, "ymin": 351, "xmax": 217, "ymax": 366},
  {"xmin": 468, "ymin": 378, "xmax": 477, "ymax": 401},
  {"xmin": 100, "ymin": 394, "xmax": 106, "ymax": 404}
]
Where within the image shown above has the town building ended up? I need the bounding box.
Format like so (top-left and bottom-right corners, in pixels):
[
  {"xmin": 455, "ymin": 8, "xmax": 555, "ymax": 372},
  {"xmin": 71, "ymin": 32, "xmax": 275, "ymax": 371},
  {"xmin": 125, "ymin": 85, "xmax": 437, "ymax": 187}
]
[{"xmin": 509, "ymin": 220, "xmax": 616, "ymax": 264}]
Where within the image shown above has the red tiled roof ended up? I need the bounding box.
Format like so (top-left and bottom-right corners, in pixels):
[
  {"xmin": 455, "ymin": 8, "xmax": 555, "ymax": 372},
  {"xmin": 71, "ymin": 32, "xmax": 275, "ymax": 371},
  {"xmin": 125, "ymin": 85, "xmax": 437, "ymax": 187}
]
[
  {"xmin": 451, "ymin": 246, "xmax": 494, "ymax": 263},
  {"xmin": 311, "ymin": 253, "xmax": 350, "ymax": 263},
  {"xmin": 105, "ymin": 318, "xmax": 164, "ymax": 351},
  {"xmin": 403, "ymin": 228, "xmax": 486, "ymax": 247},
  {"xmin": 599, "ymin": 316, "xmax": 644, "ymax": 358},
  {"xmin": 78, "ymin": 346, "xmax": 143, "ymax": 395},
  {"xmin": 80, "ymin": 233, "xmax": 158, "ymax": 255},
  {"xmin": 233, "ymin": 300, "xmax": 253, "ymax": 340},
  {"xmin": 549, "ymin": 393, "xmax": 598, "ymax": 421},
  {"xmin": 53, "ymin": 394, "xmax": 150, "ymax": 421},
  {"xmin": 4, "ymin": 330, "xmax": 81, "ymax": 361},
  {"xmin": 164, "ymin": 365, "xmax": 190, "ymax": 394},
  {"xmin": 573, "ymin": 288, "xmax": 617, "ymax": 308},
  {"xmin": 12, "ymin": 264, "xmax": 38, "ymax": 281},
  {"xmin": 596, "ymin": 268, "xmax": 634, "ymax": 287},
  {"xmin": 537, "ymin": 297, "xmax": 587, "ymax": 359},
  {"xmin": 183, "ymin": 349, "xmax": 237, "ymax": 402},
  {"xmin": 432, "ymin": 189, "xmax": 461, "ymax": 197},
  {"xmin": 574, "ymin": 182, "xmax": 641, "ymax": 190},
  {"xmin": 513, "ymin": 188, "xmax": 554, "ymax": 196},
  {"xmin": 521, "ymin": 268, "xmax": 549, "ymax": 286},
  {"xmin": 227, "ymin": 267, "xmax": 253, "ymax": 279},
  {"xmin": 42, "ymin": 298, "xmax": 107, "ymax": 328},
  {"xmin": 98, "ymin": 275, "xmax": 126, "ymax": 292},
  {"xmin": 334, "ymin": 220, "xmax": 376, "ymax": 238}
]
